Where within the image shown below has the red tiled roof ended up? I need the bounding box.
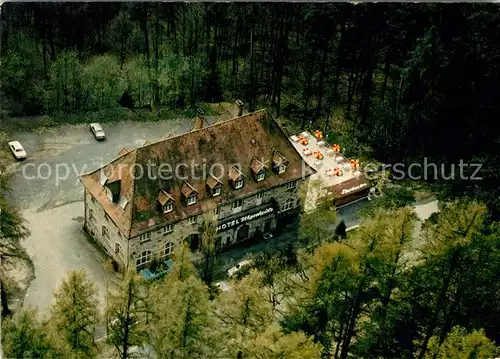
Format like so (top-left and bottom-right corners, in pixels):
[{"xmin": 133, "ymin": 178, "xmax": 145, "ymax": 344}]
[
  {"xmin": 250, "ymin": 157, "xmax": 266, "ymax": 174},
  {"xmin": 229, "ymin": 165, "xmax": 245, "ymax": 182},
  {"xmin": 180, "ymin": 181, "xmax": 198, "ymax": 198},
  {"xmin": 206, "ymin": 174, "xmax": 222, "ymax": 189},
  {"xmin": 80, "ymin": 110, "xmax": 316, "ymax": 238},
  {"xmin": 158, "ymin": 190, "xmax": 174, "ymax": 206}
]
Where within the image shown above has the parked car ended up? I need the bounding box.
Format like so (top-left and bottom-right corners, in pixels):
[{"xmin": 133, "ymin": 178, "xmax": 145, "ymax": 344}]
[
  {"xmin": 8, "ymin": 141, "xmax": 27, "ymax": 160},
  {"xmin": 227, "ymin": 259, "xmax": 254, "ymax": 278},
  {"xmin": 215, "ymin": 281, "xmax": 231, "ymax": 292},
  {"xmin": 89, "ymin": 123, "xmax": 106, "ymax": 140}
]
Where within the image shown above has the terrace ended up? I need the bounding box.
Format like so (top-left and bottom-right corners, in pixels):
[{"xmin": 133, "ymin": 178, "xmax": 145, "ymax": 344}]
[{"xmin": 289, "ymin": 130, "xmax": 369, "ymax": 212}]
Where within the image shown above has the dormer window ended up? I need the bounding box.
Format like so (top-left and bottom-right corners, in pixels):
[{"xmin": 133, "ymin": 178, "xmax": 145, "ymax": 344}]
[
  {"xmin": 105, "ymin": 180, "xmax": 121, "ymax": 203},
  {"xmin": 272, "ymin": 151, "xmax": 288, "ymax": 175},
  {"xmin": 165, "ymin": 202, "xmax": 174, "ymax": 213},
  {"xmin": 251, "ymin": 158, "xmax": 267, "ymax": 182},
  {"xmin": 229, "ymin": 165, "xmax": 246, "ymax": 190},
  {"xmin": 187, "ymin": 194, "xmax": 197, "ymax": 205},
  {"xmin": 206, "ymin": 174, "xmax": 223, "ymax": 197},
  {"xmin": 158, "ymin": 190, "xmax": 175, "ymax": 214},
  {"xmin": 181, "ymin": 181, "xmax": 198, "ymax": 206}
]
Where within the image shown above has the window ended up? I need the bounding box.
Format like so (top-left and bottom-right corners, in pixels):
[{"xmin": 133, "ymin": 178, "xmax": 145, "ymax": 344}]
[
  {"xmin": 213, "ymin": 187, "xmax": 221, "ymax": 197},
  {"xmin": 118, "ymin": 196, "xmax": 128, "ymax": 210},
  {"xmin": 91, "ymin": 196, "xmax": 96, "ymax": 204},
  {"xmin": 162, "ymin": 242, "xmax": 174, "ymax": 258},
  {"xmin": 278, "ymin": 164, "xmax": 286, "ymax": 174},
  {"xmin": 115, "ymin": 242, "xmax": 122, "ymax": 256},
  {"xmin": 257, "ymin": 192, "xmax": 264, "ymax": 200},
  {"xmin": 102, "ymin": 226, "xmax": 109, "ymax": 239},
  {"xmin": 89, "ymin": 209, "xmax": 96, "ymax": 224},
  {"xmin": 164, "ymin": 202, "xmax": 174, "ymax": 213},
  {"xmin": 105, "ymin": 214, "xmax": 111, "ymax": 222},
  {"xmin": 187, "ymin": 194, "xmax": 197, "ymax": 205},
  {"xmin": 232, "ymin": 199, "xmax": 243, "ymax": 209},
  {"xmin": 235, "ymin": 179, "xmax": 244, "ymax": 189},
  {"xmin": 162, "ymin": 224, "xmax": 173, "ymax": 234},
  {"xmin": 139, "ymin": 232, "xmax": 151, "ymax": 243},
  {"xmin": 136, "ymin": 250, "xmax": 152, "ymax": 266},
  {"xmin": 188, "ymin": 215, "xmax": 197, "ymax": 224},
  {"xmin": 105, "ymin": 187, "xmax": 113, "ymax": 201},
  {"xmin": 282, "ymin": 198, "xmax": 294, "ymax": 211},
  {"xmin": 286, "ymin": 181, "xmax": 296, "ymax": 190},
  {"xmin": 257, "ymin": 172, "xmax": 266, "ymax": 181},
  {"xmin": 214, "ymin": 207, "xmax": 220, "ymax": 215}
]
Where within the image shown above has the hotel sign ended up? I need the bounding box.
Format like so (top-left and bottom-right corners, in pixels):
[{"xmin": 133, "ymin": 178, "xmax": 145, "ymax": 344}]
[
  {"xmin": 340, "ymin": 182, "xmax": 368, "ymax": 195},
  {"xmin": 216, "ymin": 206, "xmax": 274, "ymax": 232}
]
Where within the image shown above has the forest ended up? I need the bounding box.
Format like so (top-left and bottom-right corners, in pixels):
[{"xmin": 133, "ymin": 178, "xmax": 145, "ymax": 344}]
[
  {"xmin": 1, "ymin": 3, "xmax": 499, "ymax": 212},
  {"xmin": 1, "ymin": 2, "xmax": 500, "ymax": 358},
  {"xmin": 3, "ymin": 197, "xmax": 500, "ymax": 359}
]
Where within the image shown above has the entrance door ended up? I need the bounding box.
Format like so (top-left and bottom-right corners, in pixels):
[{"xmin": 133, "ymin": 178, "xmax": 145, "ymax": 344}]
[
  {"xmin": 187, "ymin": 233, "xmax": 200, "ymax": 251},
  {"xmin": 264, "ymin": 219, "xmax": 272, "ymax": 233},
  {"xmin": 236, "ymin": 224, "xmax": 250, "ymax": 242}
]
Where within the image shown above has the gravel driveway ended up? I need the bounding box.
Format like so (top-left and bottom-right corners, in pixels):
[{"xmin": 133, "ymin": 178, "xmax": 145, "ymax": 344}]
[{"xmin": 5, "ymin": 118, "xmax": 196, "ymax": 315}]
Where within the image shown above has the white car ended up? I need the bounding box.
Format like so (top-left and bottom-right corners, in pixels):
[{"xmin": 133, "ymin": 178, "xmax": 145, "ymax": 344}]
[
  {"xmin": 215, "ymin": 281, "xmax": 231, "ymax": 292},
  {"xmin": 89, "ymin": 123, "xmax": 106, "ymax": 140},
  {"xmin": 8, "ymin": 141, "xmax": 27, "ymax": 160},
  {"xmin": 227, "ymin": 259, "xmax": 253, "ymax": 278}
]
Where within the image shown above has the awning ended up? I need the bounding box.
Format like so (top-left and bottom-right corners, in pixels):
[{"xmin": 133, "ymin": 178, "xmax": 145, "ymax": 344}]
[{"xmin": 329, "ymin": 176, "xmax": 371, "ymax": 199}]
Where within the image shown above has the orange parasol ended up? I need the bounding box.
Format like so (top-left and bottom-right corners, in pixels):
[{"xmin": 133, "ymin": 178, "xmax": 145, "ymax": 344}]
[
  {"xmin": 314, "ymin": 151, "xmax": 324, "ymax": 160},
  {"xmin": 332, "ymin": 144, "xmax": 341, "ymax": 152},
  {"xmin": 314, "ymin": 130, "xmax": 323, "ymax": 139}
]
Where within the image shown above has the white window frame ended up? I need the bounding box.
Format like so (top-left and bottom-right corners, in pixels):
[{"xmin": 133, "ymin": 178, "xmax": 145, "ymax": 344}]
[
  {"xmin": 286, "ymin": 181, "xmax": 296, "ymax": 190},
  {"xmin": 213, "ymin": 187, "xmax": 221, "ymax": 197},
  {"xmin": 214, "ymin": 207, "xmax": 220, "ymax": 215},
  {"xmin": 257, "ymin": 171, "xmax": 266, "ymax": 182},
  {"xmin": 105, "ymin": 187, "xmax": 113, "ymax": 202},
  {"xmin": 282, "ymin": 198, "xmax": 294, "ymax": 211},
  {"xmin": 188, "ymin": 215, "xmax": 197, "ymax": 224},
  {"xmin": 187, "ymin": 194, "xmax": 197, "ymax": 205},
  {"xmin": 162, "ymin": 241, "xmax": 174, "ymax": 258},
  {"xmin": 164, "ymin": 201, "xmax": 174, "ymax": 213},
  {"xmin": 139, "ymin": 232, "xmax": 151, "ymax": 243},
  {"xmin": 232, "ymin": 199, "xmax": 243, "ymax": 210},
  {"xmin": 136, "ymin": 250, "xmax": 152, "ymax": 266},
  {"xmin": 234, "ymin": 179, "xmax": 244, "ymax": 189},
  {"xmin": 257, "ymin": 192, "xmax": 264, "ymax": 200},
  {"xmin": 162, "ymin": 224, "xmax": 173, "ymax": 234},
  {"xmin": 278, "ymin": 164, "xmax": 286, "ymax": 174}
]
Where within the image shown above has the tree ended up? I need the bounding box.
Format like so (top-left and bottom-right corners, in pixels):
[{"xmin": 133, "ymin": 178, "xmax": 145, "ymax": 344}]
[
  {"xmin": 215, "ymin": 270, "xmax": 274, "ymax": 357},
  {"xmin": 245, "ymin": 324, "xmax": 323, "ymax": 359},
  {"xmin": 415, "ymin": 200, "xmax": 488, "ymax": 359},
  {"xmin": 299, "ymin": 179, "xmax": 337, "ymax": 249},
  {"xmin": 198, "ymin": 218, "xmax": 218, "ymax": 285},
  {"xmin": 2, "ymin": 308, "xmax": 59, "ymax": 358},
  {"xmin": 148, "ymin": 274, "xmax": 219, "ymax": 358},
  {"xmin": 50, "ymin": 270, "xmax": 100, "ymax": 358},
  {"xmin": 425, "ymin": 326, "xmax": 499, "ymax": 359},
  {"xmin": 107, "ymin": 270, "xmax": 150, "ymax": 359},
  {"xmin": 0, "ymin": 167, "xmax": 31, "ymax": 319}
]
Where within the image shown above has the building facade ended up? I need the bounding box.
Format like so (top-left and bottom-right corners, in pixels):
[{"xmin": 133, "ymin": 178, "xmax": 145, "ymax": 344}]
[{"xmin": 81, "ymin": 110, "xmax": 315, "ymax": 270}]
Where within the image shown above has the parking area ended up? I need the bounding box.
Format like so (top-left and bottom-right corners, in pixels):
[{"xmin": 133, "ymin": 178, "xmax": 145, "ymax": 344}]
[{"xmin": 4, "ymin": 118, "xmax": 197, "ymax": 314}]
